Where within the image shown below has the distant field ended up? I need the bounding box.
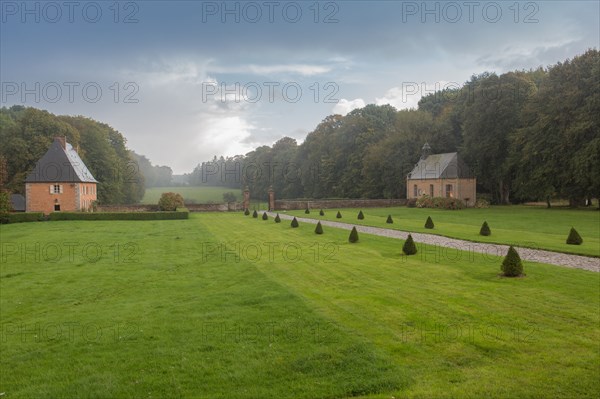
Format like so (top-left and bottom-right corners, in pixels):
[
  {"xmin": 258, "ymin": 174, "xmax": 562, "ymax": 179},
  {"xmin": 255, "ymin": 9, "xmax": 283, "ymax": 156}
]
[
  {"xmin": 286, "ymin": 206, "xmax": 600, "ymax": 257},
  {"xmin": 1, "ymin": 214, "xmax": 598, "ymax": 398},
  {"xmin": 141, "ymin": 186, "xmax": 239, "ymax": 204}
]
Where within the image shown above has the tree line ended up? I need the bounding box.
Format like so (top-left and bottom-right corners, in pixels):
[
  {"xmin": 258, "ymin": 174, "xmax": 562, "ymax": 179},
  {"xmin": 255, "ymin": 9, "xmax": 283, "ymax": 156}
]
[{"xmin": 189, "ymin": 49, "xmax": 599, "ymax": 206}]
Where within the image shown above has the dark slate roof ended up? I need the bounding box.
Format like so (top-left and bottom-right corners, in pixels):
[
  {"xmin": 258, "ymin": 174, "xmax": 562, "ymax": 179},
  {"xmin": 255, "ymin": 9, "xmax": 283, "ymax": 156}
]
[
  {"xmin": 25, "ymin": 138, "xmax": 98, "ymax": 183},
  {"xmin": 10, "ymin": 194, "xmax": 25, "ymax": 211},
  {"xmin": 407, "ymin": 152, "xmax": 474, "ymax": 180}
]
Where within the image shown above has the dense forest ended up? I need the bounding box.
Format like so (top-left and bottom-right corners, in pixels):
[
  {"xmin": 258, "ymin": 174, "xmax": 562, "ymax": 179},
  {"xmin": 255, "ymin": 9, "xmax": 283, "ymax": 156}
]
[
  {"xmin": 189, "ymin": 49, "xmax": 599, "ymax": 206},
  {"xmin": 0, "ymin": 106, "xmax": 146, "ymax": 204},
  {"xmin": 1, "ymin": 50, "xmax": 598, "ymax": 206}
]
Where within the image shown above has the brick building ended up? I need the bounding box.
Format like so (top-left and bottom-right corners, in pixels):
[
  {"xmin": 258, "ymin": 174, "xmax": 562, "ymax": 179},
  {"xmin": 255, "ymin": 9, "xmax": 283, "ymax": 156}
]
[
  {"xmin": 25, "ymin": 137, "xmax": 98, "ymax": 214},
  {"xmin": 406, "ymin": 143, "xmax": 476, "ymax": 207}
]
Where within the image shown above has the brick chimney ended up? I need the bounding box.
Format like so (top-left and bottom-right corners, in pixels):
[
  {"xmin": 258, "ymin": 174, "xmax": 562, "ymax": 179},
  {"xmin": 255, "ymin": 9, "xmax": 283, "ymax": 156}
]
[{"xmin": 54, "ymin": 136, "xmax": 66, "ymax": 150}]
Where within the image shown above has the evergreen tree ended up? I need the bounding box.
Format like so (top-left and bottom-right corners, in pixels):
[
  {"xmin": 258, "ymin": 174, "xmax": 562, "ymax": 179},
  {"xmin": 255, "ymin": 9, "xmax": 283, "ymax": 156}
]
[
  {"xmin": 244, "ymin": 208, "xmax": 250, "ymax": 216},
  {"xmin": 262, "ymin": 212, "xmax": 268, "ymax": 220},
  {"xmin": 386, "ymin": 215, "xmax": 393, "ymax": 224},
  {"xmin": 501, "ymin": 246, "xmax": 524, "ymax": 277},
  {"xmin": 291, "ymin": 217, "xmax": 299, "ymax": 228},
  {"xmin": 274, "ymin": 213, "xmax": 281, "ymax": 223},
  {"xmin": 315, "ymin": 221, "xmax": 324, "ymax": 234},
  {"xmin": 348, "ymin": 226, "xmax": 359, "ymax": 243},
  {"xmin": 319, "ymin": 209, "xmax": 325, "ymax": 216},
  {"xmin": 252, "ymin": 210, "xmax": 258, "ymax": 218},
  {"xmin": 425, "ymin": 216, "xmax": 434, "ymax": 229},
  {"xmin": 336, "ymin": 211, "xmax": 342, "ymax": 219},
  {"xmin": 357, "ymin": 210, "xmax": 364, "ymax": 220},
  {"xmin": 402, "ymin": 234, "xmax": 417, "ymax": 255},
  {"xmin": 305, "ymin": 207, "xmax": 310, "ymax": 214},
  {"xmin": 566, "ymin": 227, "xmax": 583, "ymax": 245},
  {"xmin": 480, "ymin": 221, "xmax": 491, "ymax": 236}
]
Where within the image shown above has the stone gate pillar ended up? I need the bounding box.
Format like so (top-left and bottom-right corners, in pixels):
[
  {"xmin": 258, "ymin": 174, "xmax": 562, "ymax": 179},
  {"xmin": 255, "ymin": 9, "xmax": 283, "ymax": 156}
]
[
  {"xmin": 243, "ymin": 187, "xmax": 250, "ymax": 210},
  {"xmin": 268, "ymin": 186, "xmax": 275, "ymax": 211}
]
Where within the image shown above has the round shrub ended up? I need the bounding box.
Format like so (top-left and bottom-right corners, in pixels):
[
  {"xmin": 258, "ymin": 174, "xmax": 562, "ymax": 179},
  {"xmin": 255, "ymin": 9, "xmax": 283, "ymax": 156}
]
[
  {"xmin": 262, "ymin": 212, "xmax": 268, "ymax": 220},
  {"xmin": 319, "ymin": 209, "xmax": 325, "ymax": 216},
  {"xmin": 315, "ymin": 221, "xmax": 324, "ymax": 234},
  {"xmin": 566, "ymin": 227, "xmax": 583, "ymax": 245},
  {"xmin": 336, "ymin": 211, "xmax": 342, "ymax": 219},
  {"xmin": 252, "ymin": 210, "xmax": 258, "ymax": 218},
  {"xmin": 274, "ymin": 213, "xmax": 281, "ymax": 223},
  {"xmin": 158, "ymin": 192, "xmax": 184, "ymax": 211},
  {"xmin": 357, "ymin": 210, "xmax": 364, "ymax": 220},
  {"xmin": 480, "ymin": 221, "xmax": 491, "ymax": 236},
  {"xmin": 244, "ymin": 208, "xmax": 250, "ymax": 216},
  {"xmin": 348, "ymin": 226, "xmax": 359, "ymax": 243},
  {"xmin": 386, "ymin": 215, "xmax": 393, "ymax": 224},
  {"xmin": 501, "ymin": 246, "xmax": 523, "ymax": 277},
  {"xmin": 402, "ymin": 234, "xmax": 417, "ymax": 255},
  {"xmin": 291, "ymin": 217, "xmax": 299, "ymax": 228},
  {"xmin": 425, "ymin": 216, "xmax": 434, "ymax": 229}
]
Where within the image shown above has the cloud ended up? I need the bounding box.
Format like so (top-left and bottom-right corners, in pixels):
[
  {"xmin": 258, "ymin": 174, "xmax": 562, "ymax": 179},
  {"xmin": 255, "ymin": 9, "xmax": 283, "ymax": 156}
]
[
  {"xmin": 375, "ymin": 81, "xmax": 457, "ymax": 110},
  {"xmin": 332, "ymin": 98, "xmax": 366, "ymax": 115}
]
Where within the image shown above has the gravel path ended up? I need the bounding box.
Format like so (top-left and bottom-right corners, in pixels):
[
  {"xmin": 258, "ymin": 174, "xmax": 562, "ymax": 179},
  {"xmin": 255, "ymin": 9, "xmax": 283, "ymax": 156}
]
[{"xmin": 266, "ymin": 212, "xmax": 600, "ymax": 273}]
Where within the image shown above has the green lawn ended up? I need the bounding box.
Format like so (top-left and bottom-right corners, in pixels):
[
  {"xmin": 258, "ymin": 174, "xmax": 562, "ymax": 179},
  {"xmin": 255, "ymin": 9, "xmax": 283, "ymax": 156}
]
[
  {"xmin": 141, "ymin": 186, "xmax": 239, "ymax": 204},
  {"xmin": 285, "ymin": 206, "xmax": 600, "ymax": 257},
  {"xmin": 1, "ymin": 214, "xmax": 599, "ymax": 398}
]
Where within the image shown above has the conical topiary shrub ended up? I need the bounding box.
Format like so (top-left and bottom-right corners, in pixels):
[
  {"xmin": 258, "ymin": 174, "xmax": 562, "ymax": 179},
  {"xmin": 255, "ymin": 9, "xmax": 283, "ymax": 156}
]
[
  {"xmin": 402, "ymin": 234, "xmax": 417, "ymax": 255},
  {"xmin": 244, "ymin": 208, "xmax": 250, "ymax": 216},
  {"xmin": 566, "ymin": 227, "xmax": 583, "ymax": 245},
  {"xmin": 357, "ymin": 210, "xmax": 364, "ymax": 220},
  {"xmin": 305, "ymin": 208, "xmax": 310, "ymax": 214},
  {"xmin": 262, "ymin": 212, "xmax": 268, "ymax": 220},
  {"xmin": 291, "ymin": 217, "xmax": 299, "ymax": 228},
  {"xmin": 386, "ymin": 215, "xmax": 393, "ymax": 224},
  {"xmin": 274, "ymin": 213, "xmax": 281, "ymax": 223},
  {"xmin": 501, "ymin": 246, "xmax": 523, "ymax": 277},
  {"xmin": 319, "ymin": 209, "xmax": 325, "ymax": 216},
  {"xmin": 348, "ymin": 226, "xmax": 359, "ymax": 243},
  {"xmin": 336, "ymin": 211, "xmax": 342, "ymax": 219},
  {"xmin": 425, "ymin": 216, "xmax": 434, "ymax": 229},
  {"xmin": 315, "ymin": 221, "xmax": 324, "ymax": 234},
  {"xmin": 252, "ymin": 210, "xmax": 258, "ymax": 218},
  {"xmin": 480, "ymin": 221, "xmax": 491, "ymax": 236}
]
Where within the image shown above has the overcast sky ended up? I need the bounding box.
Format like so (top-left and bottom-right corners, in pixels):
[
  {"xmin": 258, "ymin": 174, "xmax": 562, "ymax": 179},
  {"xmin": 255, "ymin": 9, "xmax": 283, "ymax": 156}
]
[{"xmin": 1, "ymin": 1, "xmax": 598, "ymax": 173}]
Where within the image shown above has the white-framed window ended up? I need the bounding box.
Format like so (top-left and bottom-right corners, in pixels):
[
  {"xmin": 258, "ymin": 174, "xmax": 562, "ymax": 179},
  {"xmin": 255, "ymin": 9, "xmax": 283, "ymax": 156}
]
[{"xmin": 50, "ymin": 184, "xmax": 63, "ymax": 194}]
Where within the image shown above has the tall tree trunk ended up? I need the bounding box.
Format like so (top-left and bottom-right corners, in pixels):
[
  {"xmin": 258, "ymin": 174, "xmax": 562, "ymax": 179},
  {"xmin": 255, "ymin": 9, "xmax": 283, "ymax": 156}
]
[
  {"xmin": 569, "ymin": 197, "xmax": 583, "ymax": 208},
  {"xmin": 546, "ymin": 195, "xmax": 551, "ymax": 208},
  {"xmin": 499, "ymin": 181, "xmax": 510, "ymax": 205}
]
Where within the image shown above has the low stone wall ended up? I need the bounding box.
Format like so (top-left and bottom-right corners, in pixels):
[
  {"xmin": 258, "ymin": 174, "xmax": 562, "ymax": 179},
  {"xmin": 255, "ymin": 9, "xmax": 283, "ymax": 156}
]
[
  {"xmin": 97, "ymin": 204, "xmax": 158, "ymax": 212},
  {"xmin": 275, "ymin": 199, "xmax": 407, "ymax": 210},
  {"xmin": 97, "ymin": 202, "xmax": 243, "ymax": 212}
]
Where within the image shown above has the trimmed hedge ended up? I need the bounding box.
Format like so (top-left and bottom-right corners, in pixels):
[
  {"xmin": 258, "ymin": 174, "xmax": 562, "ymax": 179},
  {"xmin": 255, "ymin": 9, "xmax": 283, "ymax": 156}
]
[
  {"xmin": 252, "ymin": 210, "xmax": 258, "ymax": 218},
  {"xmin": 386, "ymin": 215, "xmax": 393, "ymax": 224},
  {"xmin": 425, "ymin": 216, "xmax": 434, "ymax": 229},
  {"xmin": 1, "ymin": 212, "xmax": 45, "ymax": 224},
  {"xmin": 244, "ymin": 208, "xmax": 250, "ymax": 216},
  {"xmin": 262, "ymin": 212, "xmax": 268, "ymax": 220},
  {"xmin": 305, "ymin": 208, "xmax": 310, "ymax": 214},
  {"xmin": 291, "ymin": 217, "xmax": 299, "ymax": 228},
  {"xmin": 416, "ymin": 195, "xmax": 464, "ymax": 210},
  {"xmin": 348, "ymin": 226, "xmax": 359, "ymax": 243},
  {"xmin": 274, "ymin": 213, "xmax": 281, "ymax": 223},
  {"xmin": 48, "ymin": 211, "xmax": 189, "ymax": 221},
  {"xmin": 501, "ymin": 246, "xmax": 524, "ymax": 277},
  {"xmin": 319, "ymin": 209, "xmax": 325, "ymax": 216},
  {"xmin": 566, "ymin": 227, "xmax": 583, "ymax": 245},
  {"xmin": 480, "ymin": 221, "xmax": 491, "ymax": 236},
  {"xmin": 315, "ymin": 221, "xmax": 324, "ymax": 234},
  {"xmin": 336, "ymin": 211, "xmax": 342, "ymax": 219},
  {"xmin": 402, "ymin": 234, "xmax": 417, "ymax": 255},
  {"xmin": 357, "ymin": 210, "xmax": 364, "ymax": 220}
]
